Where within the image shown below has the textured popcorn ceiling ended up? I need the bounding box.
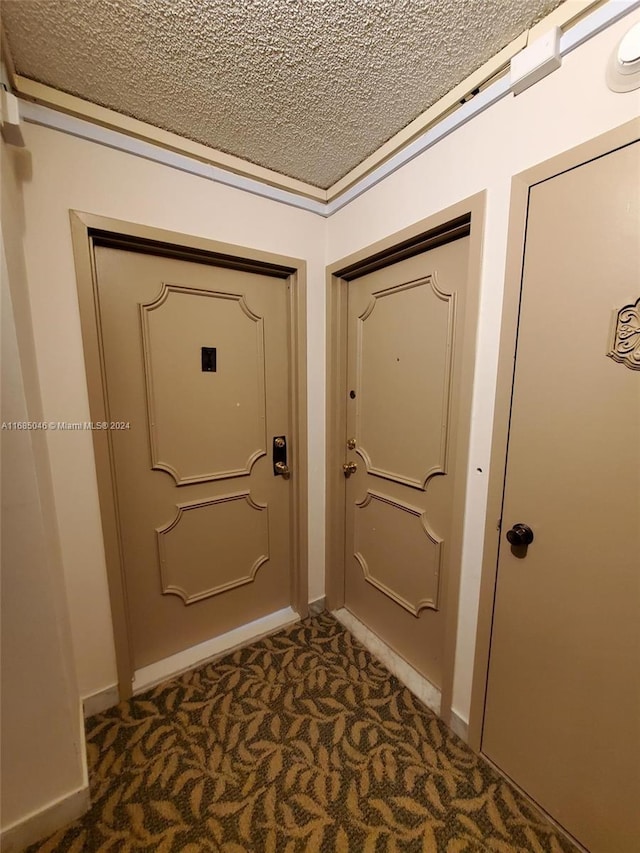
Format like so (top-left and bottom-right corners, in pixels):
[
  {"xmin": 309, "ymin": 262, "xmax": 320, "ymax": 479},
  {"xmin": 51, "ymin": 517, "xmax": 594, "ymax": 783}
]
[{"xmin": 2, "ymin": 0, "xmax": 562, "ymax": 188}]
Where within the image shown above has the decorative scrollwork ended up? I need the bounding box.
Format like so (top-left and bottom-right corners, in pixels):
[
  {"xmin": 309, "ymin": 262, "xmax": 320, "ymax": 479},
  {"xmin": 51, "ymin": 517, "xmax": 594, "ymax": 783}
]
[{"xmin": 607, "ymin": 298, "xmax": 640, "ymax": 371}]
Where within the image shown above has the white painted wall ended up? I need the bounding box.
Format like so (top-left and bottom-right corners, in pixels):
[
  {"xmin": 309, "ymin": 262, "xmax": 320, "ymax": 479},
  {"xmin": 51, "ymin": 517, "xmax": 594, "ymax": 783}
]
[
  {"xmin": 15, "ymin": 124, "xmax": 326, "ymax": 699},
  {"xmin": 1, "ymin": 140, "xmax": 87, "ymax": 845},
  {"xmin": 326, "ymin": 7, "xmax": 640, "ymax": 725}
]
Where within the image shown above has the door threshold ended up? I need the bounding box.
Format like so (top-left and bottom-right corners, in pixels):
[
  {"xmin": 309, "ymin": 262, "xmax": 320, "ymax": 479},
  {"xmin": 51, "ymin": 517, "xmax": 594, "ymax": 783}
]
[
  {"xmin": 132, "ymin": 606, "xmax": 300, "ymax": 693},
  {"xmin": 332, "ymin": 608, "xmax": 441, "ymax": 716}
]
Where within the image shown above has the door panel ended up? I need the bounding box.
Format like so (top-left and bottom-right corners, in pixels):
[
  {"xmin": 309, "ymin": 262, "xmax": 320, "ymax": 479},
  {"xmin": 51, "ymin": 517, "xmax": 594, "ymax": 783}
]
[
  {"xmin": 94, "ymin": 247, "xmax": 291, "ymax": 670},
  {"xmin": 355, "ymin": 277, "xmax": 456, "ymax": 489},
  {"xmin": 140, "ymin": 285, "xmax": 267, "ymax": 483},
  {"xmin": 344, "ymin": 237, "xmax": 470, "ymax": 687},
  {"xmin": 482, "ymin": 142, "xmax": 640, "ymax": 851}
]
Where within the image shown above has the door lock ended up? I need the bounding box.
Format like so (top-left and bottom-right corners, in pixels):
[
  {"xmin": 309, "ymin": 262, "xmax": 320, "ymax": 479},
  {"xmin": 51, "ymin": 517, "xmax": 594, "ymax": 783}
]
[
  {"xmin": 346, "ymin": 438, "xmax": 356, "ymax": 450},
  {"xmin": 343, "ymin": 461, "xmax": 357, "ymax": 477},
  {"xmin": 273, "ymin": 436, "xmax": 290, "ymax": 478}
]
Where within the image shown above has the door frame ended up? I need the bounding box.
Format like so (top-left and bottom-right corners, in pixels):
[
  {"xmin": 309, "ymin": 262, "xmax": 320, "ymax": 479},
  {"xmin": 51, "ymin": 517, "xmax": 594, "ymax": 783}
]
[
  {"xmin": 325, "ymin": 193, "xmax": 486, "ymax": 723},
  {"xmin": 468, "ymin": 117, "xmax": 640, "ymax": 751},
  {"xmin": 69, "ymin": 211, "xmax": 309, "ymax": 698}
]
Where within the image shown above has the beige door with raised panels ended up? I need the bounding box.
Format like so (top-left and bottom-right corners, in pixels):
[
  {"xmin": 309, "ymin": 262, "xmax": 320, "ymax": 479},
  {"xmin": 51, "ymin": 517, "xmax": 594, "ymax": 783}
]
[
  {"xmin": 94, "ymin": 246, "xmax": 291, "ymax": 671},
  {"xmin": 482, "ymin": 141, "xmax": 640, "ymax": 851},
  {"xmin": 343, "ymin": 236, "xmax": 470, "ymax": 689}
]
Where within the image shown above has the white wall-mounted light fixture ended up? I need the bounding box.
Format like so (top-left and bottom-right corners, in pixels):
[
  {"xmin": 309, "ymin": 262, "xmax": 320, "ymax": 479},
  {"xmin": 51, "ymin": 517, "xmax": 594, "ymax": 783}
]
[{"xmin": 607, "ymin": 20, "xmax": 640, "ymax": 92}]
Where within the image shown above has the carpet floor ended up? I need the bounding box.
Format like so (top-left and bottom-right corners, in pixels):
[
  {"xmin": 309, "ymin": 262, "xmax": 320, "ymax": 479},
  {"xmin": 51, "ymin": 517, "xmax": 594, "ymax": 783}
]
[{"xmin": 27, "ymin": 613, "xmax": 576, "ymax": 852}]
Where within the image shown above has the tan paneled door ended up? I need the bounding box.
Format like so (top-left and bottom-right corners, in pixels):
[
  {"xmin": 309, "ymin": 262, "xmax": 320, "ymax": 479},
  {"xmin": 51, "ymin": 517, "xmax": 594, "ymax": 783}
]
[
  {"xmin": 482, "ymin": 141, "xmax": 640, "ymax": 851},
  {"xmin": 343, "ymin": 236, "xmax": 470, "ymax": 688},
  {"xmin": 93, "ymin": 246, "xmax": 292, "ymax": 671}
]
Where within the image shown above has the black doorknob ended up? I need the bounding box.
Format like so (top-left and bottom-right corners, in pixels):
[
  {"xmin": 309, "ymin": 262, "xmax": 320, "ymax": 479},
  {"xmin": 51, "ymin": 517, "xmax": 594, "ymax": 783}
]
[{"xmin": 506, "ymin": 523, "xmax": 534, "ymax": 547}]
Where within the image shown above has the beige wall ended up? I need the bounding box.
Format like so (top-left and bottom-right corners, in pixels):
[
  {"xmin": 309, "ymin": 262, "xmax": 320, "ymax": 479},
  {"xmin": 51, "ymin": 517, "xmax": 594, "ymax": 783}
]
[
  {"xmin": 15, "ymin": 124, "xmax": 326, "ymax": 700},
  {"xmin": 1, "ymin": 140, "xmax": 86, "ymax": 841},
  {"xmin": 326, "ymin": 7, "xmax": 640, "ymax": 726}
]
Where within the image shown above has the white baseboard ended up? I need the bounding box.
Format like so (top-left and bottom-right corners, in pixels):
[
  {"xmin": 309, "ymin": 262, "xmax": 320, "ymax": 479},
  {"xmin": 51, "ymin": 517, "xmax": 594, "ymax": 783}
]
[
  {"xmin": 332, "ymin": 608, "xmax": 442, "ymax": 716},
  {"xmin": 0, "ymin": 787, "xmax": 90, "ymax": 853},
  {"xmin": 82, "ymin": 683, "xmax": 120, "ymax": 718},
  {"xmin": 0, "ymin": 701, "xmax": 90, "ymax": 853},
  {"xmin": 449, "ymin": 708, "xmax": 470, "ymax": 742},
  {"xmin": 308, "ymin": 596, "xmax": 326, "ymax": 615},
  {"xmin": 132, "ymin": 606, "xmax": 300, "ymax": 693}
]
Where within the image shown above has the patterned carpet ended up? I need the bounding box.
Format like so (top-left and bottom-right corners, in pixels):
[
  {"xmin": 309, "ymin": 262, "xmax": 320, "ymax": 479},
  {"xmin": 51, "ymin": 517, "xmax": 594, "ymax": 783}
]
[{"xmin": 28, "ymin": 614, "xmax": 575, "ymax": 852}]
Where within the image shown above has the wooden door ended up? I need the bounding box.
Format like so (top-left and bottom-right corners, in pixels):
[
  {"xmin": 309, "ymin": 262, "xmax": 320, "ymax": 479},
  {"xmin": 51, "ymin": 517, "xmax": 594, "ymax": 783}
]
[
  {"xmin": 343, "ymin": 236, "xmax": 470, "ymax": 689},
  {"xmin": 482, "ymin": 141, "xmax": 640, "ymax": 851},
  {"xmin": 94, "ymin": 246, "xmax": 292, "ymax": 671}
]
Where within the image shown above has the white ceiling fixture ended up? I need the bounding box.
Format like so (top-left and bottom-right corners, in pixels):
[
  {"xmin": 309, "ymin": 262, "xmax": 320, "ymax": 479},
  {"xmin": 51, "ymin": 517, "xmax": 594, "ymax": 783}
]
[
  {"xmin": 607, "ymin": 19, "xmax": 640, "ymax": 90},
  {"xmin": 1, "ymin": 0, "xmax": 565, "ymax": 189}
]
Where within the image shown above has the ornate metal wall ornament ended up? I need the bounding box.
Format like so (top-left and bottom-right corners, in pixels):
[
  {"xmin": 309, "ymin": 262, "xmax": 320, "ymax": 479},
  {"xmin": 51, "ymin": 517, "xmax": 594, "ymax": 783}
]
[{"xmin": 607, "ymin": 298, "xmax": 640, "ymax": 371}]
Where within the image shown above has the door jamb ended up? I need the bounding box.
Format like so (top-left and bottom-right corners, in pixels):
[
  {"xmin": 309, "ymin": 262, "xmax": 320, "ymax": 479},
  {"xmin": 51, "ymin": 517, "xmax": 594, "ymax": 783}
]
[
  {"xmin": 69, "ymin": 211, "xmax": 309, "ymax": 699},
  {"xmin": 467, "ymin": 117, "xmax": 640, "ymax": 751},
  {"xmin": 325, "ymin": 193, "xmax": 486, "ymax": 725}
]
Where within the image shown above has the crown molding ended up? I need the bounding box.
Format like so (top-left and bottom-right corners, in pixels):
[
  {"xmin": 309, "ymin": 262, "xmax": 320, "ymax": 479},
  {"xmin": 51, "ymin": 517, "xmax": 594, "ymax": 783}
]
[
  {"xmin": 18, "ymin": 98, "xmax": 329, "ymax": 215},
  {"xmin": 324, "ymin": 32, "xmax": 527, "ymax": 202},
  {"xmin": 14, "ymin": 75, "xmax": 328, "ymax": 204},
  {"xmin": 13, "ymin": 0, "xmax": 638, "ymax": 217}
]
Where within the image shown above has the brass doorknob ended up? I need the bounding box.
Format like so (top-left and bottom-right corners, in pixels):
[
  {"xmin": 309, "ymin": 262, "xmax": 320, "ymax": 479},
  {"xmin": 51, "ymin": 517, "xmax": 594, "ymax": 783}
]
[
  {"xmin": 275, "ymin": 461, "xmax": 290, "ymax": 477},
  {"xmin": 343, "ymin": 461, "xmax": 357, "ymax": 477}
]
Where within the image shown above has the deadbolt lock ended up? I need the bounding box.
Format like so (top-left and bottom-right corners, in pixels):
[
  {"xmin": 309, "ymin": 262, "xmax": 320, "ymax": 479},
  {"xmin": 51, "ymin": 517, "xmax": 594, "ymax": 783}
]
[
  {"xmin": 274, "ymin": 437, "xmax": 285, "ymax": 448},
  {"xmin": 346, "ymin": 438, "xmax": 356, "ymax": 450},
  {"xmin": 343, "ymin": 461, "xmax": 357, "ymax": 477}
]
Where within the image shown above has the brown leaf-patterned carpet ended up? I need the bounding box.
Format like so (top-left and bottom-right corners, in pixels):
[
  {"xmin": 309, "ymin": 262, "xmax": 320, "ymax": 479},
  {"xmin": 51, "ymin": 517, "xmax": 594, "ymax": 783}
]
[{"xmin": 28, "ymin": 614, "xmax": 576, "ymax": 852}]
